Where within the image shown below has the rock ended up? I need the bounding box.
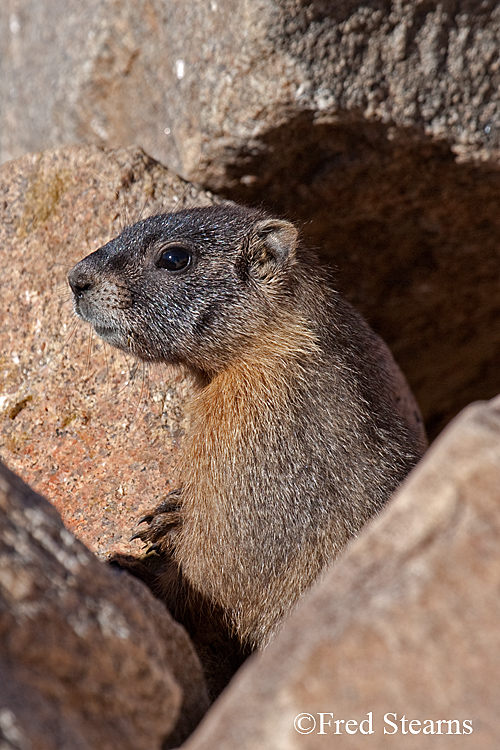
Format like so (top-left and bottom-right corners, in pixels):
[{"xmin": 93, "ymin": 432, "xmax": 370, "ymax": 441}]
[
  {"xmin": 0, "ymin": 459, "xmax": 209, "ymax": 750},
  {"xmin": 0, "ymin": 144, "xmax": 218, "ymax": 557},
  {"xmin": 182, "ymin": 396, "xmax": 500, "ymax": 749},
  {"xmin": 2, "ymin": 1, "xmax": 499, "ymax": 168},
  {"xmin": 2, "ymin": 3, "xmax": 500, "ymax": 435}
]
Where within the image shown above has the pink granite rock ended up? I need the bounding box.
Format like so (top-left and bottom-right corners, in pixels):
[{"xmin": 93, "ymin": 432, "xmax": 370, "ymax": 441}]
[{"xmin": 0, "ymin": 144, "xmax": 218, "ymax": 557}]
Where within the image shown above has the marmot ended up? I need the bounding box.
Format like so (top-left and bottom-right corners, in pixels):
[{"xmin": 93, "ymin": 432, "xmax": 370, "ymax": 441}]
[{"xmin": 68, "ymin": 203, "xmax": 426, "ymax": 649}]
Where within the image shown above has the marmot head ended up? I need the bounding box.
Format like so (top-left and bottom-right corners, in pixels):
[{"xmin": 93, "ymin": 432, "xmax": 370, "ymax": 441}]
[{"xmin": 68, "ymin": 204, "xmax": 299, "ymax": 374}]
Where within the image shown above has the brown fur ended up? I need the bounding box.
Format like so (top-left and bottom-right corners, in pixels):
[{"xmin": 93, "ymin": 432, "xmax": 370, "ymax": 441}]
[{"xmin": 69, "ymin": 203, "xmax": 426, "ymax": 654}]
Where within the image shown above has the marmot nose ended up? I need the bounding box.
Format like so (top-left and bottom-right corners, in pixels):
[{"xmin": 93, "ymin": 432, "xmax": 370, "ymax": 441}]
[{"xmin": 68, "ymin": 263, "xmax": 93, "ymax": 298}]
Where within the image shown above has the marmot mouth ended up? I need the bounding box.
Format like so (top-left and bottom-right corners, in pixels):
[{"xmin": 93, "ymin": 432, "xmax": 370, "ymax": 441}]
[
  {"xmin": 93, "ymin": 323, "xmax": 125, "ymax": 346},
  {"xmin": 94, "ymin": 323, "xmax": 117, "ymax": 334}
]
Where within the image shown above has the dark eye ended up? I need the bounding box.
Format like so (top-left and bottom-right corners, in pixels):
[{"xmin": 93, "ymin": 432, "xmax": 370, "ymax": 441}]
[{"xmin": 156, "ymin": 244, "xmax": 192, "ymax": 272}]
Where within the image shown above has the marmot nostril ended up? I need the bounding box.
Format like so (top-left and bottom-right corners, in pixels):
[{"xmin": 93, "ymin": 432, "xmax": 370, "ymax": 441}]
[{"xmin": 68, "ymin": 266, "xmax": 93, "ymax": 297}]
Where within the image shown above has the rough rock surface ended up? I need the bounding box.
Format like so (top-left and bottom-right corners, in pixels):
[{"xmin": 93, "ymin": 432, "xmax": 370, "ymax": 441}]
[
  {"xmin": 2, "ymin": 2, "xmax": 500, "ymax": 435},
  {"xmin": 182, "ymin": 396, "xmax": 500, "ymax": 750},
  {"xmin": 0, "ymin": 459, "xmax": 209, "ymax": 750},
  {"xmin": 2, "ymin": 1, "xmax": 499, "ymax": 168},
  {"xmin": 0, "ymin": 144, "xmax": 218, "ymax": 556}
]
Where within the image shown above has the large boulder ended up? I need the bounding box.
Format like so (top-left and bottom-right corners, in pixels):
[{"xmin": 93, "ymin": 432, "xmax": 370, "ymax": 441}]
[
  {"xmin": 2, "ymin": 1, "xmax": 499, "ymax": 169},
  {"xmin": 0, "ymin": 460, "xmax": 209, "ymax": 749}
]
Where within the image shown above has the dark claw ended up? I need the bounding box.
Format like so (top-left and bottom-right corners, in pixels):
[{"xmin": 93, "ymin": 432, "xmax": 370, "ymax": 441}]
[
  {"xmin": 130, "ymin": 530, "xmax": 146, "ymax": 542},
  {"xmin": 131, "ymin": 488, "xmax": 183, "ymax": 547}
]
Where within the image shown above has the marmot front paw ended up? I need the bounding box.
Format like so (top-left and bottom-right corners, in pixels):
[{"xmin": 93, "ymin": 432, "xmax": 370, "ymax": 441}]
[{"xmin": 131, "ymin": 488, "xmax": 182, "ymax": 551}]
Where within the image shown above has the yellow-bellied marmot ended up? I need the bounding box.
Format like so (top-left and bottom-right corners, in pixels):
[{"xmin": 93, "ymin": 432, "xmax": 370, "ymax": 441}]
[{"xmin": 68, "ymin": 204, "xmax": 426, "ymax": 649}]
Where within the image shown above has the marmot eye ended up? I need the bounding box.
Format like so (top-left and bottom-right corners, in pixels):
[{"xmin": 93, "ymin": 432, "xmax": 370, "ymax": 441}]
[{"xmin": 156, "ymin": 244, "xmax": 192, "ymax": 272}]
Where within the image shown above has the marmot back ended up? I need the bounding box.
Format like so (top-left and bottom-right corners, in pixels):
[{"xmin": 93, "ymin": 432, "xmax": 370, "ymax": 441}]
[{"xmin": 68, "ymin": 203, "xmax": 426, "ymax": 648}]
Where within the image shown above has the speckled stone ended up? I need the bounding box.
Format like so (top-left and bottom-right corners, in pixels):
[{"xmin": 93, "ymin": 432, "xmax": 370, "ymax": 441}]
[{"xmin": 0, "ymin": 144, "xmax": 218, "ymax": 557}]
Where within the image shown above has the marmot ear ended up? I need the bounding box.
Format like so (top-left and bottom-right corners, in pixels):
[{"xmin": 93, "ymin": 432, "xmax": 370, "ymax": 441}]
[{"xmin": 249, "ymin": 219, "xmax": 298, "ymax": 278}]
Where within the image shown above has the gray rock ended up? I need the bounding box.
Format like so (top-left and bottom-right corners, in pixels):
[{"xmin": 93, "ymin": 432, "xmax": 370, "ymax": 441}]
[
  {"xmin": 2, "ymin": 1, "xmax": 499, "ymax": 167},
  {"xmin": 0, "ymin": 459, "xmax": 209, "ymax": 750},
  {"xmin": 182, "ymin": 396, "xmax": 500, "ymax": 750}
]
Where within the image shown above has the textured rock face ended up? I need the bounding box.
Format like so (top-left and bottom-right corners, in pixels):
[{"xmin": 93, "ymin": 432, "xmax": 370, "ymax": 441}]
[
  {"xmin": 0, "ymin": 144, "xmax": 217, "ymax": 556},
  {"xmin": 182, "ymin": 396, "xmax": 500, "ymax": 750},
  {"xmin": 2, "ymin": 1, "xmax": 499, "ymax": 167},
  {"xmin": 0, "ymin": 460, "xmax": 209, "ymax": 750},
  {"xmin": 2, "ymin": 2, "xmax": 500, "ymax": 435}
]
